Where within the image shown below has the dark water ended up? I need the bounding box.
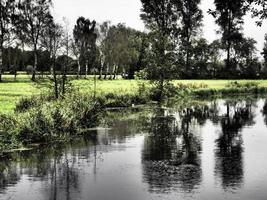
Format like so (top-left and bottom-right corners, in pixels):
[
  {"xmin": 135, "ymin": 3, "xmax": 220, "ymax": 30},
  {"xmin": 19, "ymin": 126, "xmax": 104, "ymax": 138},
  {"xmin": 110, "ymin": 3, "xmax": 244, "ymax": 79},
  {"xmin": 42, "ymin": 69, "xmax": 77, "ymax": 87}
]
[{"xmin": 1, "ymin": 97, "xmax": 267, "ymax": 200}]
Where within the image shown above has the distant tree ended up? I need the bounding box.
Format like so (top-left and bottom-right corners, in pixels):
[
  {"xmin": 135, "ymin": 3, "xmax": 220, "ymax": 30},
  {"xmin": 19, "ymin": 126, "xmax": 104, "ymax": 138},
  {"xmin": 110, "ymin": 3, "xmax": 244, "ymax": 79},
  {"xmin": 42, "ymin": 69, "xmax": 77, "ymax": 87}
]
[
  {"xmin": 101, "ymin": 24, "xmax": 141, "ymax": 79},
  {"xmin": 263, "ymin": 34, "xmax": 267, "ymax": 67},
  {"xmin": 73, "ymin": 17, "xmax": 97, "ymax": 78},
  {"xmin": 70, "ymin": 39, "xmax": 80, "ymax": 77},
  {"xmin": 234, "ymin": 37, "xmax": 259, "ymax": 78},
  {"xmin": 96, "ymin": 21, "xmax": 111, "ymax": 79},
  {"xmin": 140, "ymin": 0, "xmax": 180, "ymax": 101},
  {"xmin": 191, "ymin": 38, "xmax": 210, "ymax": 79},
  {"xmin": 17, "ymin": 0, "xmax": 52, "ymax": 81},
  {"xmin": 61, "ymin": 18, "xmax": 71, "ymax": 95},
  {"xmin": 209, "ymin": 40, "xmax": 223, "ymax": 78},
  {"xmin": 209, "ymin": 0, "xmax": 247, "ymax": 76},
  {"xmin": 261, "ymin": 34, "xmax": 267, "ymax": 77},
  {"xmin": 0, "ymin": 0, "xmax": 16, "ymax": 82},
  {"xmin": 41, "ymin": 19, "xmax": 64, "ymax": 99},
  {"xmin": 177, "ymin": 0, "xmax": 203, "ymax": 78}
]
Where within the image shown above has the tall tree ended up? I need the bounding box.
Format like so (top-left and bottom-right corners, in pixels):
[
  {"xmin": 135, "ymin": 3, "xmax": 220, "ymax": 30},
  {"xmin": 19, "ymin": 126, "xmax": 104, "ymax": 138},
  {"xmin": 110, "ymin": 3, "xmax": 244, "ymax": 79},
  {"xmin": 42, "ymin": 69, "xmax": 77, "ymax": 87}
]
[
  {"xmin": 140, "ymin": 0, "xmax": 180, "ymax": 101},
  {"xmin": 41, "ymin": 20, "xmax": 63, "ymax": 99},
  {"xmin": 73, "ymin": 17, "xmax": 97, "ymax": 78},
  {"xmin": 209, "ymin": 0, "xmax": 247, "ymax": 75},
  {"xmin": 18, "ymin": 0, "xmax": 52, "ymax": 81},
  {"xmin": 209, "ymin": 40, "xmax": 223, "ymax": 78},
  {"xmin": 97, "ymin": 21, "xmax": 110, "ymax": 79},
  {"xmin": 262, "ymin": 34, "xmax": 267, "ymax": 68},
  {"xmin": 246, "ymin": 0, "xmax": 267, "ymax": 26},
  {"xmin": 61, "ymin": 18, "xmax": 71, "ymax": 95},
  {"xmin": 0, "ymin": 0, "xmax": 16, "ymax": 82},
  {"xmin": 101, "ymin": 24, "xmax": 141, "ymax": 79},
  {"xmin": 177, "ymin": 0, "xmax": 203, "ymax": 78}
]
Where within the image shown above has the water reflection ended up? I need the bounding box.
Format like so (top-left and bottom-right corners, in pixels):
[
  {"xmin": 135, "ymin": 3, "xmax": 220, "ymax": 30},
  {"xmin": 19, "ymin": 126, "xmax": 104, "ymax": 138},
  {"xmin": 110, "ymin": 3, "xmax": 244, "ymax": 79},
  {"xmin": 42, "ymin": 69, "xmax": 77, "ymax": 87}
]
[
  {"xmin": 0, "ymin": 97, "xmax": 267, "ymax": 200},
  {"xmin": 262, "ymin": 99, "xmax": 267, "ymax": 125},
  {"xmin": 215, "ymin": 99, "xmax": 256, "ymax": 190},
  {"xmin": 142, "ymin": 107, "xmax": 203, "ymax": 193}
]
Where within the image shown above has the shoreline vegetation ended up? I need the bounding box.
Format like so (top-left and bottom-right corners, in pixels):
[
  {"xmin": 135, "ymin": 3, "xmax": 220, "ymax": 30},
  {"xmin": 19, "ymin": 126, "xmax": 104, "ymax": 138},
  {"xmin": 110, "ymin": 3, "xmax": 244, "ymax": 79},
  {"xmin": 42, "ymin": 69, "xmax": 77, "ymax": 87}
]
[{"xmin": 1, "ymin": 74, "xmax": 267, "ymax": 154}]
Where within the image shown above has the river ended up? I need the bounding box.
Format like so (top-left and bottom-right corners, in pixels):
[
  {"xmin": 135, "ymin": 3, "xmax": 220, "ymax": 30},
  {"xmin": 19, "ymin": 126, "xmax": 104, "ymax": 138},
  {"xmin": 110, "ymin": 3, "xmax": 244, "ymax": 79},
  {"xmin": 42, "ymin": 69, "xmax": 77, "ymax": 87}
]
[{"xmin": 1, "ymin": 97, "xmax": 267, "ymax": 200}]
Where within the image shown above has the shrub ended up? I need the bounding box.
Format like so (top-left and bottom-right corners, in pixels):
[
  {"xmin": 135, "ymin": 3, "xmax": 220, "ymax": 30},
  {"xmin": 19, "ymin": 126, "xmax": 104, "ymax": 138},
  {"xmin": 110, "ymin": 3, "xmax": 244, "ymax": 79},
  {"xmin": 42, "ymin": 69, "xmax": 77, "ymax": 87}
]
[
  {"xmin": 15, "ymin": 97, "xmax": 39, "ymax": 112},
  {"xmin": 226, "ymin": 81, "xmax": 260, "ymax": 89},
  {"xmin": 176, "ymin": 82, "xmax": 208, "ymax": 90},
  {"xmin": 15, "ymin": 95, "xmax": 54, "ymax": 113},
  {"xmin": 0, "ymin": 115, "xmax": 16, "ymax": 151},
  {"xmin": 15, "ymin": 109, "xmax": 52, "ymax": 144}
]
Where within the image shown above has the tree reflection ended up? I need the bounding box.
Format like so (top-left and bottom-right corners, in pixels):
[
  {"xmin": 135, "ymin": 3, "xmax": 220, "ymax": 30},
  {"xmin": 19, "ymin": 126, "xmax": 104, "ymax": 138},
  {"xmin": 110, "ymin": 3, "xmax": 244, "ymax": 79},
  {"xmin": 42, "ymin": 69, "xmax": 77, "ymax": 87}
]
[
  {"xmin": 262, "ymin": 99, "xmax": 267, "ymax": 125},
  {"xmin": 142, "ymin": 106, "xmax": 204, "ymax": 193},
  {"xmin": 143, "ymin": 108, "xmax": 179, "ymax": 161},
  {"xmin": 215, "ymin": 99, "xmax": 255, "ymax": 190}
]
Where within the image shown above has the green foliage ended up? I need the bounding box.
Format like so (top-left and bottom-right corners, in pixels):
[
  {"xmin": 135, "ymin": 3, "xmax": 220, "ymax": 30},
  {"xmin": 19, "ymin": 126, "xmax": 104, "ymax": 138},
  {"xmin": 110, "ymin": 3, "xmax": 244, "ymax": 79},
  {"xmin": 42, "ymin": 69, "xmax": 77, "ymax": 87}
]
[
  {"xmin": 226, "ymin": 81, "xmax": 260, "ymax": 88},
  {"xmin": 176, "ymin": 82, "xmax": 208, "ymax": 90},
  {"xmin": 209, "ymin": 0, "xmax": 247, "ymax": 74},
  {"xmin": 101, "ymin": 92, "xmax": 148, "ymax": 108},
  {"xmin": 0, "ymin": 114, "xmax": 16, "ymax": 151},
  {"xmin": 149, "ymin": 82, "xmax": 178, "ymax": 101},
  {"xmin": 15, "ymin": 96, "xmax": 46, "ymax": 112},
  {"xmin": 73, "ymin": 17, "xmax": 97, "ymax": 76}
]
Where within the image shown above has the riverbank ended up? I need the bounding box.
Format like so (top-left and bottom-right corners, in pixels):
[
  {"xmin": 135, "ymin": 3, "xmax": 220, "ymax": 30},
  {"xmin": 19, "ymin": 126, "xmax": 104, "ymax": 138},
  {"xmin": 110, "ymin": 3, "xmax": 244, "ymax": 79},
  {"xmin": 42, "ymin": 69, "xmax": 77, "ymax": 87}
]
[
  {"xmin": 1, "ymin": 75, "xmax": 267, "ymax": 153},
  {"xmin": 2, "ymin": 74, "xmax": 267, "ymax": 113}
]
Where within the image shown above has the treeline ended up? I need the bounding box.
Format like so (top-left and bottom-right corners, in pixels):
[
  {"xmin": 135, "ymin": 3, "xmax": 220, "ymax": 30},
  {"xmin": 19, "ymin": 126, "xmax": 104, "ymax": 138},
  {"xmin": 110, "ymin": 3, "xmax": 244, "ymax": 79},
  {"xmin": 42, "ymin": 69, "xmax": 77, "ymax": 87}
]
[{"xmin": 0, "ymin": 0, "xmax": 267, "ymax": 82}]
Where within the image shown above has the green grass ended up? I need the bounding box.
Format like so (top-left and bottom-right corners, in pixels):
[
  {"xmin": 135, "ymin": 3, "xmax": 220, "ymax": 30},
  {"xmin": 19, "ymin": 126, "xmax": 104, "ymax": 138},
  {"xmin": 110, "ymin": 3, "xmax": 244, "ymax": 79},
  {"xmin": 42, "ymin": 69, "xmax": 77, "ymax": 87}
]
[{"xmin": 1, "ymin": 74, "xmax": 267, "ymax": 113}]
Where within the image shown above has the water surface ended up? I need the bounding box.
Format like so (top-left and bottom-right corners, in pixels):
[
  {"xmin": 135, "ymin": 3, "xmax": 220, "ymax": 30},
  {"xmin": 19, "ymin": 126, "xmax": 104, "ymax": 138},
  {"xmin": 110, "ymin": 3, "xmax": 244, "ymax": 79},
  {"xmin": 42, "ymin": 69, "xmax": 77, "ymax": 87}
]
[{"xmin": 1, "ymin": 97, "xmax": 267, "ymax": 200}]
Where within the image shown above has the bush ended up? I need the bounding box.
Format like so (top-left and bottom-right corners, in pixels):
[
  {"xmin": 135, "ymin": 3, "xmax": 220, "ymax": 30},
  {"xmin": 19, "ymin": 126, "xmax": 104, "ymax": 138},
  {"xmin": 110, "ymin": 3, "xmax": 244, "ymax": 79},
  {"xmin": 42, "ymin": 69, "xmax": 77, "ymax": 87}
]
[
  {"xmin": 15, "ymin": 95, "xmax": 54, "ymax": 113},
  {"xmin": 226, "ymin": 81, "xmax": 260, "ymax": 89},
  {"xmin": 0, "ymin": 115, "xmax": 17, "ymax": 151},
  {"xmin": 15, "ymin": 97, "xmax": 39, "ymax": 112},
  {"xmin": 176, "ymin": 82, "xmax": 208, "ymax": 90},
  {"xmin": 15, "ymin": 109, "xmax": 52, "ymax": 144}
]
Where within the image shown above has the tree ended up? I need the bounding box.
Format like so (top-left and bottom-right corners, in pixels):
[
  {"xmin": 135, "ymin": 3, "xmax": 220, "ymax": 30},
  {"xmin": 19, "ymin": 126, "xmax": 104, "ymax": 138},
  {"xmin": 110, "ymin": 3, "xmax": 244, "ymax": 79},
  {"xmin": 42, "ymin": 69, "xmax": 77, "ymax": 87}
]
[
  {"xmin": 17, "ymin": 0, "xmax": 52, "ymax": 81},
  {"xmin": 263, "ymin": 34, "xmax": 267, "ymax": 68},
  {"xmin": 209, "ymin": 40, "xmax": 223, "ymax": 78},
  {"xmin": 246, "ymin": 0, "xmax": 267, "ymax": 26},
  {"xmin": 177, "ymin": 0, "xmax": 203, "ymax": 78},
  {"xmin": 191, "ymin": 38, "xmax": 210, "ymax": 79},
  {"xmin": 70, "ymin": 39, "xmax": 81, "ymax": 77},
  {"xmin": 234, "ymin": 37, "xmax": 259, "ymax": 78},
  {"xmin": 41, "ymin": 19, "xmax": 64, "ymax": 99},
  {"xmin": 100, "ymin": 24, "xmax": 142, "ymax": 79},
  {"xmin": 96, "ymin": 21, "xmax": 111, "ymax": 79},
  {"xmin": 209, "ymin": 0, "xmax": 247, "ymax": 76},
  {"xmin": 61, "ymin": 18, "xmax": 71, "ymax": 95},
  {"xmin": 140, "ymin": 0, "xmax": 180, "ymax": 101},
  {"xmin": 73, "ymin": 17, "xmax": 97, "ymax": 78},
  {"xmin": 0, "ymin": 0, "xmax": 16, "ymax": 82}
]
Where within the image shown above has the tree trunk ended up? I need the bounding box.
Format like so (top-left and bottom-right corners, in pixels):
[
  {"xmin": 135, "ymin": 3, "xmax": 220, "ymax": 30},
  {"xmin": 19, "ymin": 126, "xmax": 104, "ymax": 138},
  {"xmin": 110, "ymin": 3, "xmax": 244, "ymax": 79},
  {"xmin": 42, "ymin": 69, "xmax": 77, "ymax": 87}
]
[
  {"xmin": 77, "ymin": 59, "xmax": 81, "ymax": 79},
  {"xmin": 32, "ymin": 45, "xmax": 38, "ymax": 81},
  {"xmin": 62, "ymin": 64, "xmax": 67, "ymax": 95},
  {"xmin": 94, "ymin": 67, "xmax": 97, "ymax": 100},
  {"xmin": 0, "ymin": 46, "xmax": 3, "ymax": 82},
  {"xmin": 113, "ymin": 65, "xmax": 118, "ymax": 79},
  {"xmin": 226, "ymin": 10, "xmax": 232, "ymax": 77},
  {"xmin": 85, "ymin": 60, "xmax": 88, "ymax": 79},
  {"xmin": 53, "ymin": 58, "xmax": 59, "ymax": 99},
  {"xmin": 103, "ymin": 63, "xmax": 108, "ymax": 79},
  {"xmin": 158, "ymin": 74, "xmax": 164, "ymax": 102},
  {"xmin": 99, "ymin": 62, "xmax": 103, "ymax": 79}
]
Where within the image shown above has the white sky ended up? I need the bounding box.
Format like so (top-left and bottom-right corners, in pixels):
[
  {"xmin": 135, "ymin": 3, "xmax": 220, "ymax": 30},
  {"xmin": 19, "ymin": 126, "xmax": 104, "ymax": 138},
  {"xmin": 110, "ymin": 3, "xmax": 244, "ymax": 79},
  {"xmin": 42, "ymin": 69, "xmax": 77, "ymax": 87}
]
[{"xmin": 52, "ymin": 0, "xmax": 267, "ymax": 58}]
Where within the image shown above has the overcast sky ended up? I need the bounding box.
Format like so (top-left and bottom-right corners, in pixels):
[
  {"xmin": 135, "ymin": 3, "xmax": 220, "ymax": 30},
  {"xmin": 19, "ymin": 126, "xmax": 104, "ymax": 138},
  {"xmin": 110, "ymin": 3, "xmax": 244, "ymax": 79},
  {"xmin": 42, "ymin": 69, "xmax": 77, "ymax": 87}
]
[{"xmin": 52, "ymin": 0, "xmax": 267, "ymax": 58}]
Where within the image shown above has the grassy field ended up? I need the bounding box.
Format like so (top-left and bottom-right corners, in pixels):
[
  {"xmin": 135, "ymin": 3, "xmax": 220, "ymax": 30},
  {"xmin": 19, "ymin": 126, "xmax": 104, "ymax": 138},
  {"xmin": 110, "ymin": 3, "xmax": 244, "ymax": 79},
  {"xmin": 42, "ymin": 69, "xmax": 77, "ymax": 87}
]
[{"xmin": 1, "ymin": 74, "xmax": 267, "ymax": 113}]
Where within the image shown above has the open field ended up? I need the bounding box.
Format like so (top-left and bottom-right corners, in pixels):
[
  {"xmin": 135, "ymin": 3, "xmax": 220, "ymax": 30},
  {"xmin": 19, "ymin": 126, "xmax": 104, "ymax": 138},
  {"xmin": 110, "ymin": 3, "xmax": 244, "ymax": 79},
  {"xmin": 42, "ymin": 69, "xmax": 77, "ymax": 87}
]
[{"xmin": 1, "ymin": 74, "xmax": 267, "ymax": 113}]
